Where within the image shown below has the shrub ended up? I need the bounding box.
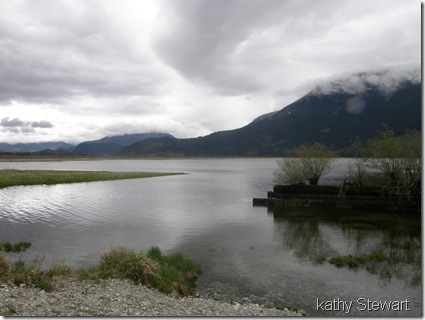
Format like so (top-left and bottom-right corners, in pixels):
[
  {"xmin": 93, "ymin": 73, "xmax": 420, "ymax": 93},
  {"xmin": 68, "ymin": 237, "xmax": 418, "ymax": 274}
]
[
  {"xmin": 346, "ymin": 159, "xmax": 369, "ymax": 185},
  {"xmin": 364, "ymin": 128, "xmax": 421, "ymax": 209},
  {"xmin": 274, "ymin": 143, "xmax": 337, "ymax": 185}
]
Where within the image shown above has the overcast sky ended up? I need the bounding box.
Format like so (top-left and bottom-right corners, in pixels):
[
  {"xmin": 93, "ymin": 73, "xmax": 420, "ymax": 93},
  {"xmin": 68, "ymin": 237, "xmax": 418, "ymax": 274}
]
[{"xmin": 0, "ymin": 0, "xmax": 421, "ymax": 144}]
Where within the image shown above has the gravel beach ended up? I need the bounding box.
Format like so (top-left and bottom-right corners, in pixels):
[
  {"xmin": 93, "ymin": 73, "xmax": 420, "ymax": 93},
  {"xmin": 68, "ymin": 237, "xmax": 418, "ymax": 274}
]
[{"xmin": 0, "ymin": 277, "xmax": 302, "ymax": 316}]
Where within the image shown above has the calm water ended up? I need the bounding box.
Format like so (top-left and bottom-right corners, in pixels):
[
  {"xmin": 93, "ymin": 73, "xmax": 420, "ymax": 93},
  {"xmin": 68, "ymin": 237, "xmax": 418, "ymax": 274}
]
[{"xmin": 0, "ymin": 159, "xmax": 421, "ymax": 316}]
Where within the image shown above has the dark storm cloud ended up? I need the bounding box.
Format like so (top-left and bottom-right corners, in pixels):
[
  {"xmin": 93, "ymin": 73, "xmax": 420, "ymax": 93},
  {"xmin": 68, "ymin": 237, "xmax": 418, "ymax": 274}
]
[
  {"xmin": 31, "ymin": 120, "xmax": 54, "ymax": 128},
  {"xmin": 1, "ymin": 117, "xmax": 25, "ymax": 127},
  {"xmin": 153, "ymin": 0, "xmax": 414, "ymax": 96},
  {"xmin": 0, "ymin": 0, "xmax": 161, "ymax": 104},
  {"xmin": 153, "ymin": 0, "xmax": 281, "ymax": 95},
  {"xmin": 0, "ymin": 117, "xmax": 53, "ymax": 133}
]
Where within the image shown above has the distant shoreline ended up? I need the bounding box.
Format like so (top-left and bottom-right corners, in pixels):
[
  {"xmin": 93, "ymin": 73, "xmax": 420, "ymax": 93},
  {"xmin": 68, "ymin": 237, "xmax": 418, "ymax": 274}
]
[{"xmin": 0, "ymin": 155, "xmax": 286, "ymax": 162}]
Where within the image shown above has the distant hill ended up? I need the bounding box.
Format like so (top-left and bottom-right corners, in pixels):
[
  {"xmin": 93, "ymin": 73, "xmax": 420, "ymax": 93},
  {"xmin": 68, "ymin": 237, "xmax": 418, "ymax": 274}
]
[
  {"xmin": 0, "ymin": 141, "xmax": 74, "ymax": 153},
  {"xmin": 73, "ymin": 133, "xmax": 174, "ymax": 155},
  {"xmin": 121, "ymin": 70, "xmax": 421, "ymax": 157}
]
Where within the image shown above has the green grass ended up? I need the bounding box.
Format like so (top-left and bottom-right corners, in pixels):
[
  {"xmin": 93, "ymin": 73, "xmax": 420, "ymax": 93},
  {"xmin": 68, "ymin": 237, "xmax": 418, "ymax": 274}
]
[
  {"xmin": 34, "ymin": 280, "xmax": 53, "ymax": 292},
  {"xmin": 78, "ymin": 246, "xmax": 202, "ymax": 296},
  {"xmin": 314, "ymin": 255, "xmax": 327, "ymax": 264},
  {"xmin": 3, "ymin": 304, "xmax": 17, "ymax": 316},
  {"xmin": 146, "ymin": 246, "xmax": 202, "ymax": 296},
  {"xmin": 0, "ymin": 241, "xmax": 31, "ymax": 253},
  {"xmin": 0, "ymin": 170, "xmax": 184, "ymax": 189},
  {"xmin": 328, "ymin": 251, "xmax": 388, "ymax": 269},
  {"xmin": 0, "ymin": 246, "xmax": 201, "ymax": 297}
]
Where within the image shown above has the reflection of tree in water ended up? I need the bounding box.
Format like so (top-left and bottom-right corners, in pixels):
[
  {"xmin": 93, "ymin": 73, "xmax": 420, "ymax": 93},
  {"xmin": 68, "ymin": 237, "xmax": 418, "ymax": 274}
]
[
  {"xmin": 273, "ymin": 213, "xmax": 339, "ymax": 260},
  {"xmin": 272, "ymin": 208, "xmax": 421, "ymax": 288},
  {"xmin": 374, "ymin": 232, "xmax": 421, "ymax": 288}
]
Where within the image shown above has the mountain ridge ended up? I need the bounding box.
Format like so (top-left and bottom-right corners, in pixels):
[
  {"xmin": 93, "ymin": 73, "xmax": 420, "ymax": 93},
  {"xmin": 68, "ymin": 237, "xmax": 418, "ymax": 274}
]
[
  {"xmin": 0, "ymin": 68, "xmax": 420, "ymax": 157},
  {"xmin": 120, "ymin": 76, "xmax": 421, "ymax": 157},
  {"xmin": 0, "ymin": 141, "xmax": 74, "ymax": 153},
  {"xmin": 72, "ymin": 133, "xmax": 175, "ymax": 155}
]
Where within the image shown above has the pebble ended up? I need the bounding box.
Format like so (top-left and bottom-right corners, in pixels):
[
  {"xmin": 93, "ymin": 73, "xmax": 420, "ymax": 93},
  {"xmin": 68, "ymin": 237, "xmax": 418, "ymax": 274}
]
[{"xmin": 0, "ymin": 277, "xmax": 302, "ymax": 317}]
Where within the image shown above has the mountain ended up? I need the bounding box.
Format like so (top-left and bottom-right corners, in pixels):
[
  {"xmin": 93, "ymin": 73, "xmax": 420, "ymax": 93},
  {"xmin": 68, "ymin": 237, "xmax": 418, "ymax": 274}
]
[
  {"xmin": 0, "ymin": 141, "xmax": 74, "ymax": 153},
  {"xmin": 97, "ymin": 133, "xmax": 174, "ymax": 145},
  {"xmin": 251, "ymin": 111, "xmax": 279, "ymax": 123},
  {"xmin": 73, "ymin": 133, "xmax": 174, "ymax": 155},
  {"xmin": 121, "ymin": 71, "xmax": 421, "ymax": 157}
]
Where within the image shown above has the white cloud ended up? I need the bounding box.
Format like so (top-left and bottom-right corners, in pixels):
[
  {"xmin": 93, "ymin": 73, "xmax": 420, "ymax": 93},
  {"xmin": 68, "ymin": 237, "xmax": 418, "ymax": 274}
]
[{"xmin": 312, "ymin": 64, "xmax": 421, "ymax": 96}]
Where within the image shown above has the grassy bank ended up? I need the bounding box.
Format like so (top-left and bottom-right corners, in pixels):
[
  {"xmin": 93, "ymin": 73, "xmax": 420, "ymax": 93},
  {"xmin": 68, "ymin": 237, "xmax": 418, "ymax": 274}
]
[
  {"xmin": 0, "ymin": 246, "xmax": 201, "ymax": 297},
  {"xmin": 0, "ymin": 155, "xmax": 97, "ymax": 162},
  {"xmin": 0, "ymin": 170, "xmax": 184, "ymax": 189}
]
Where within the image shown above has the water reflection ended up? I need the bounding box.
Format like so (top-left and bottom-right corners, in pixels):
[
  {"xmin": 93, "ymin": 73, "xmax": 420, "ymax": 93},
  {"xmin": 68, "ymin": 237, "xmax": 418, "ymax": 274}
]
[{"xmin": 271, "ymin": 207, "xmax": 421, "ymax": 289}]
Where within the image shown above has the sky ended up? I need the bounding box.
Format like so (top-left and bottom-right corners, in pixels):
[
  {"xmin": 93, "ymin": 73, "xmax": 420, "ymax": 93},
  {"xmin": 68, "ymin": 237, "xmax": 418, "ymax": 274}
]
[{"xmin": 0, "ymin": 0, "xmax": 421, "ymax": 144}]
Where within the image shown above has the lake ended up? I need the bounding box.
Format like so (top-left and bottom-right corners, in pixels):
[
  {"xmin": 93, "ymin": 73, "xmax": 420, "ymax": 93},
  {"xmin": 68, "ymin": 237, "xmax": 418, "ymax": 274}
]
[{"xmin": 0, "ymin": 159, "xmax": 421, "ymax": 316}]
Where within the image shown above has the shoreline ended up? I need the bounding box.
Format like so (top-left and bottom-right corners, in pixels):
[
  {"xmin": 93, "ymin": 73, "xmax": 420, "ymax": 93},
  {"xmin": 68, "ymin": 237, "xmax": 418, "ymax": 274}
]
[
  {"xmin": 0, "ymin": 155, "xmax": 284, "ymax": 162},
  {"xmin": 0, "ymin": 277, "xmax": 302, "ymax": 317}
]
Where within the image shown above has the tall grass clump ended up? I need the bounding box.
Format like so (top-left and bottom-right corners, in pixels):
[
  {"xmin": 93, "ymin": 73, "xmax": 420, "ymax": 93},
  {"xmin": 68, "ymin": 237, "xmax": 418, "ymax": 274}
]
[
  {"xmin": 95, "ymin": 246, "xmax": 202, "ymax": 296},
  {"xmin": 9, "ymin": 258, "xmax": 45, "ymax": 287},
  {"xmin": 147, "ymin": 246, "xmax": 202, "ymax": 296},
  {"xmin": 98, "ymin": 247, "xmax": 160, "ymax": 286}
]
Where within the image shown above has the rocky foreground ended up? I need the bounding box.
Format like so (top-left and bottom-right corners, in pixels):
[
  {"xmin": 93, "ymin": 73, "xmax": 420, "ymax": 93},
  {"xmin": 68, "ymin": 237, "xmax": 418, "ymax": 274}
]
[{"xmin": 0, "ymin": 277, "xmax": 302, "ymax": 317}]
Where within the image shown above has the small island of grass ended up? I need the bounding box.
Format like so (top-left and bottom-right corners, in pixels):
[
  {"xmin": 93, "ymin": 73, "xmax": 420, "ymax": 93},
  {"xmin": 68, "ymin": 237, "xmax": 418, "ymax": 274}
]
[{"xmin": 0, "ymin": 170, "xmax": 184, "ymax": 189}]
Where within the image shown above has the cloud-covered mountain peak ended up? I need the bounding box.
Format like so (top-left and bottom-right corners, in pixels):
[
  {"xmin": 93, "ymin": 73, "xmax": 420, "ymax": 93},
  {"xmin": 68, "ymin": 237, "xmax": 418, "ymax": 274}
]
[{"xmin": 311, "ymin": 64, "xmax": 421, "ymax": 96}]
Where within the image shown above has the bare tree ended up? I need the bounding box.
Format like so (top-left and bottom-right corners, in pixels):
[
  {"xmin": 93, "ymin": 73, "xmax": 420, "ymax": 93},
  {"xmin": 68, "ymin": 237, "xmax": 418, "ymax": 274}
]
[
  {"xmin": 364, "ymin": 128, "xmax": 421, "ymax": 210},
  {"xmin": 274, "ymin": 143, "xmax": 337, "ymax": 185}
]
